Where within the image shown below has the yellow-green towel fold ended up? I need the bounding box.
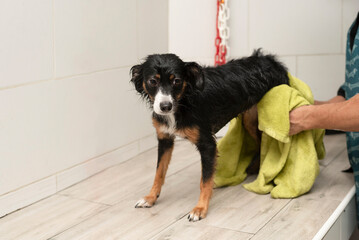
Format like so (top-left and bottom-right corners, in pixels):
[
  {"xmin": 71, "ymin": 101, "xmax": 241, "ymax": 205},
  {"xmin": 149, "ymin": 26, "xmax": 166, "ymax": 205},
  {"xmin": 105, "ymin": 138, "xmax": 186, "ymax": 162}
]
[{"xmin": 214, "ymin": 73, "xmax": 325, "ymax": 198}]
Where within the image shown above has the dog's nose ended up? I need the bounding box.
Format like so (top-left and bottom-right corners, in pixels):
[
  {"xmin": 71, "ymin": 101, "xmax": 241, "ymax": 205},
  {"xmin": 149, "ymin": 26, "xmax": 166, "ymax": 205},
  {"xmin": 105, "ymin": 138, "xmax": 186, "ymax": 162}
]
[{"xmin": 160, "ymin": 101, "xmax": 173, "ymax": 112}]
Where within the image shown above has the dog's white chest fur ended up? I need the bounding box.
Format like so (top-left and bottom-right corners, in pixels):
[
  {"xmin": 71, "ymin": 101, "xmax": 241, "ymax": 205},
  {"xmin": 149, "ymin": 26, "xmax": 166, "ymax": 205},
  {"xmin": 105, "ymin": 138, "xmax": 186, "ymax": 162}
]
[{"xmin": 159, "ymin": 114, "xmax": 177, "ymax": 135}]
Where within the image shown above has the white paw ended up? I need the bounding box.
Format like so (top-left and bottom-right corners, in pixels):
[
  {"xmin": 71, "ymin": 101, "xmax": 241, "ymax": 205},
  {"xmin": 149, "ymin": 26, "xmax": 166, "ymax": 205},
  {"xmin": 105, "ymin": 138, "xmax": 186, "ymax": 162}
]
[
  {"xmin": 188, "ymin": 212, "xmax": 201, "ymax": 222},
  {"xmin": 135, "ymin": 198, "xmax": 153, "ymax": 208},
  {"xmin": 188, "ymin": 207, "xmax": 206, "ymax": 222}
]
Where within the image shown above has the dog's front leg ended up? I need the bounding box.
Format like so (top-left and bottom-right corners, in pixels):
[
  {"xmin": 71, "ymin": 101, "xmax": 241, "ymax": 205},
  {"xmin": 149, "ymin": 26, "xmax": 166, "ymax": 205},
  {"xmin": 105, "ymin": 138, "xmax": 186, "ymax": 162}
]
[
  {"xmin": 188, "ymin": 134, "xmax": 216, "ymax": 221},
  {"xmin": 135, "ymin": 135, "xmax": 174, "ymax": 208}
]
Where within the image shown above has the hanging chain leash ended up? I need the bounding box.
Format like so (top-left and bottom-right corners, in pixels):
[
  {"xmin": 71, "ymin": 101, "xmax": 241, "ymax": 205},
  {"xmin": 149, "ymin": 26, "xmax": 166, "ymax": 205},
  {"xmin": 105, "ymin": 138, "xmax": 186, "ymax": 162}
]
[{"xmin": 215, "ymin": 0, "xmax": 230, "ymax": 66}]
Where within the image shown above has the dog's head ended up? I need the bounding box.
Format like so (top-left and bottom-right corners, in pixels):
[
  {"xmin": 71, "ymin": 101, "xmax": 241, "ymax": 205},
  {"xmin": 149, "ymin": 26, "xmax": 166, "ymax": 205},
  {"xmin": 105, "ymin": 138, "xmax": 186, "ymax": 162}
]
[{"xmin": 130, "ymin": 54, "xmax": 204, "ymax": 116}]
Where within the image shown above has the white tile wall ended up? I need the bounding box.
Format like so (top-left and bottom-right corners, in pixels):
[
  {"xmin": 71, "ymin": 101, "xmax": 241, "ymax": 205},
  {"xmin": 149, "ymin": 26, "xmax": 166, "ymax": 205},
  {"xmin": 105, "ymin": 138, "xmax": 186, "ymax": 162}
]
[
  {"xmin": 297, "ymin": 55, "xmax": 346, "ymax": 100},
  {"xmin": 169, "ymin": 0, "xmax": 249, "ymax": 62},
  {"xmin": 56, "ymin": 138, "xmax": 149, "ymax": 191},
  {"xmin": 277, "ymin": 56, "xmax": 297, "ymax": 76},
  {"xmin": 0, "ymin": 0, "xmax": 53, "ymax": 88},
  {"xmin": 248, "ymin": 0, "xmax": 342, "ymax": 55},
  {"xmin": 0, "ymin": 67, "xmax": 154, "ymax": 196},
  {"xmin": 137, "ymin": 0, "xmax": 169, "ymax": 59},
  {"xmin": 228, "ymin": 0, "xmax": 249, "ymax": 58},
  {"xmin": 0, "ymin": 0, "xmax": 169, "ymax": 218},
  {"xmin": 54, "ymin": 0, "xmax": 137, "ymax": 78},
  {"xmin": 169, "ymin": 0, "xmax": 216, "ymax": 60}
]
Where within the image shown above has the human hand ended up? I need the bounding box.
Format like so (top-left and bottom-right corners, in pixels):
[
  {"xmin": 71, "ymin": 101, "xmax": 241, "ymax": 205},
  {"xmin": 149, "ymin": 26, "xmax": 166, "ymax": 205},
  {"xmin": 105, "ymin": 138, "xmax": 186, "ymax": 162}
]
[{"xmin": 289, "ymin": 105, "xmax": 311, "ymax": 136}]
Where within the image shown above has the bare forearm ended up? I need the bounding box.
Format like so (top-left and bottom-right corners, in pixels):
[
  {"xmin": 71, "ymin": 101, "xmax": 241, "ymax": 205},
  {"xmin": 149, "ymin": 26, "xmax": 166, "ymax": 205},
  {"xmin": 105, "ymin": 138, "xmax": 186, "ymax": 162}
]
[
  {"xmin": 314, "ymin": 95, "xmax": 346, "ymax": 105},
  {"xmin": 290, "ymin": 94, "xmax": 359, "ymax": 135},
  {"xmin": 310, "ymin": 94, "xmax": 359, "ymax": 131}
]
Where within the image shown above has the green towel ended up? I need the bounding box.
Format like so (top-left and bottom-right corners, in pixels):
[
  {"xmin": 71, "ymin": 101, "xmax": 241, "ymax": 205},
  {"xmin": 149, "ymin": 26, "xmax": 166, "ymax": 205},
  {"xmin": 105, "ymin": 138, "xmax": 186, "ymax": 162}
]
[{"xmin": 214, "ymin": 74, "xmax": 326, "ymax": 198}]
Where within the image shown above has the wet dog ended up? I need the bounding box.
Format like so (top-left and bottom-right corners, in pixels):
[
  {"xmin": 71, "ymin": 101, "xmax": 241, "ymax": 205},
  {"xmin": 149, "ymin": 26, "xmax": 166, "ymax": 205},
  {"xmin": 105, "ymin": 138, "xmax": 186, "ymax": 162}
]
[{"xmin": 131, "ymin": 49, "xmax": 289, "ymax": 221}]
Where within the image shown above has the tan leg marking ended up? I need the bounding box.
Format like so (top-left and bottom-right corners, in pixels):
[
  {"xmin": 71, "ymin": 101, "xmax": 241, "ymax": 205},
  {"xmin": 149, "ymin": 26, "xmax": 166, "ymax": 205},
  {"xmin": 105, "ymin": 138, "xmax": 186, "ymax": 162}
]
[
  {"xmin": 135, "ymin": 117, "xmax": 174, "ymax": 208},
  {"xmin": 142, "ymin": 144, "xmax": 174, "ymax": 206},
  {"xmin": 243, "ymin": 105, "xmax": 261, "ymax": 174},
  {"xmin": 189, "ymin": 176, "xmax": 214, "ymax": 221},
  {"xmin": 243, "ymin": 105, "xmax": 260, "ymax": 144}
]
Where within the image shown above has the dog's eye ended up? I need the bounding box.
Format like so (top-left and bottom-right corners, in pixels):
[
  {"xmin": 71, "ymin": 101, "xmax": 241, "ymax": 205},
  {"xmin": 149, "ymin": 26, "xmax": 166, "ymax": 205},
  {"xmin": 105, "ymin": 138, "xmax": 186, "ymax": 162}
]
[
  {"xmin": 173, "ymin": 78, "xmax": 182, "ymax": 86},
  {"xmin": 148, "ymin": 79, "xmax": 158, "ymax": 87}
]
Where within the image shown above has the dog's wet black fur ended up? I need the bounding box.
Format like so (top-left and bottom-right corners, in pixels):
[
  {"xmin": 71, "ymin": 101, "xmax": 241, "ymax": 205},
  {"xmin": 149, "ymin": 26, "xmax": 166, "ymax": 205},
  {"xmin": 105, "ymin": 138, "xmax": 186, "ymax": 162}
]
[{"xmin": 131, "ymin": 49, "xmax": 289, "ymax": 221}]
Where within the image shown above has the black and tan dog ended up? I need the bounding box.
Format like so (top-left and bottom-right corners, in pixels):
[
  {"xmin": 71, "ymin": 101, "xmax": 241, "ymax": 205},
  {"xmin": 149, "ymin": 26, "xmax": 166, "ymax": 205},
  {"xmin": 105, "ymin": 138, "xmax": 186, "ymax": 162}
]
[{"xmin": 131, "ymin": 49, "xmax": 289, "ymax": 221}]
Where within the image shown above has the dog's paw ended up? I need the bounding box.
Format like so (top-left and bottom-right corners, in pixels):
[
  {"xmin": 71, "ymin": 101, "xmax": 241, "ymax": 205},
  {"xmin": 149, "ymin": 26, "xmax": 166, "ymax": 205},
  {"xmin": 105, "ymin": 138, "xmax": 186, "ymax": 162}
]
[
  {"xmin": 188, "ymin": 207, "xmax": 207, "ymax": 222},
  {"xmin": 134, "ymin": 196, "xmax": 156, "ymax": 208}
]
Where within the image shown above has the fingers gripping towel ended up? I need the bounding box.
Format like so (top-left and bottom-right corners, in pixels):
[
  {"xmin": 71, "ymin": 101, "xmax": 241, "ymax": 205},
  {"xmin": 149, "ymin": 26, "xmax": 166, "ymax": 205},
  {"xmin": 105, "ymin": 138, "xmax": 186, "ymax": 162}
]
[{"xmin": 214, "ymin": 73, "xmax": 326, "ymax": 198}]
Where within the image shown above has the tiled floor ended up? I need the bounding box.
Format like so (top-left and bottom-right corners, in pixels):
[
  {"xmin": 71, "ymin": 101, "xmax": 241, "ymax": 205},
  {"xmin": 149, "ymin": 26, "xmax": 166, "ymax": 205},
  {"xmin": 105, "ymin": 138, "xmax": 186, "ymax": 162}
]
[{"xmin": 0, "ymin": 134, "xmax": 355, "ymax": 240}]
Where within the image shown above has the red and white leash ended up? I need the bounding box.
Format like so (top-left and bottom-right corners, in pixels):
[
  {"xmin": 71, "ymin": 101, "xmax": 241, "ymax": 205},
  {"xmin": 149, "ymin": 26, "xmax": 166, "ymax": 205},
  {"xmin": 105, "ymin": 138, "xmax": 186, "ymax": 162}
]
[{"xmin": 215, "ymin": 0, "xmax": 230, "ymax": 66}]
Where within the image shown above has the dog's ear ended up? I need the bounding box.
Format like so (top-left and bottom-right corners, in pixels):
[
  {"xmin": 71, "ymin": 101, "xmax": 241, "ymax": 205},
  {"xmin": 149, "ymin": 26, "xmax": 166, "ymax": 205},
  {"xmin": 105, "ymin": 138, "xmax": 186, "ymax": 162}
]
[
  {"xmin": 130, "ymin": 64, "xmax": 144, "ymax": 93},
  {"xmin": 185, "ymin": 62, "xmax": 204, "ymax": 91}
]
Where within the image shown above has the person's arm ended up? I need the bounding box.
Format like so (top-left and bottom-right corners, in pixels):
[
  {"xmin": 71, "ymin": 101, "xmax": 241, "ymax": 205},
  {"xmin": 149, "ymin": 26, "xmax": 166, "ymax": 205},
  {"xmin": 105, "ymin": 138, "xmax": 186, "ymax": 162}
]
[
  {"xmin": 289, "ymin": 94, "xmax": 359, "ymax": 135},
  {"xmin": 314, "ymin": 95, "xmax": 346, "ymax": 105}
]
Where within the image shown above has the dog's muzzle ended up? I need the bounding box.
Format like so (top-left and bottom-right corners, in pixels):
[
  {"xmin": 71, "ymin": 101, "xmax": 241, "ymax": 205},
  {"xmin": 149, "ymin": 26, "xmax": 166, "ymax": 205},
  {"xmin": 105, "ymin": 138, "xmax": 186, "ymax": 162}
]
[{"xmin": 153, "ymin": 90, "xmax": 174, "ymax": 115}]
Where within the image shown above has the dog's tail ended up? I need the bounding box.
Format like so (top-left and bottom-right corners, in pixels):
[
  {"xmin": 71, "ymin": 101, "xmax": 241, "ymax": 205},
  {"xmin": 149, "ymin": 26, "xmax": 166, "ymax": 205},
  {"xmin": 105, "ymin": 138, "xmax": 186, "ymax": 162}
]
[{"xmin": 251, "ymin": 48, "xmax": 289, "ymax": 85}]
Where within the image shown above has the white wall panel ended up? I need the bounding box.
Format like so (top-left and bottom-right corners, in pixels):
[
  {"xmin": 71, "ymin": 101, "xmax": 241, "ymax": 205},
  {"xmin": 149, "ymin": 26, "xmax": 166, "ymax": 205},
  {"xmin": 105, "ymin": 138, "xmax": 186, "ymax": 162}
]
[
  {"xmin": 228, "ymin": 0, "xmax": 249, "ymax": 58},
  {"xmin": 137, "ymin": 0, "xmax": 169, "ymax": 59},
  {"xmin": 0, "ymin": 0, "xmax": 53, "ymax": 88},
  {"xmin": 54, "ymin": 0, "xmax": 137, "ymax": 78},
  {"xmin": 297, "ymin": 55, "xmax": 345, "ymax": 101},
  {"xmin": 0, "ymin": 68, "xmax": 153, "ymax": 195},
  {"xmin": 169, "ymin": 0, "xmax": 216, "ymax": 60},
  {"xmin": 278, "ymin": 56, "xmax": 297, "ymax": 76},
  {"xmin": 249, "ymin": 0, "xmax": 342, "ymax": 55}
]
